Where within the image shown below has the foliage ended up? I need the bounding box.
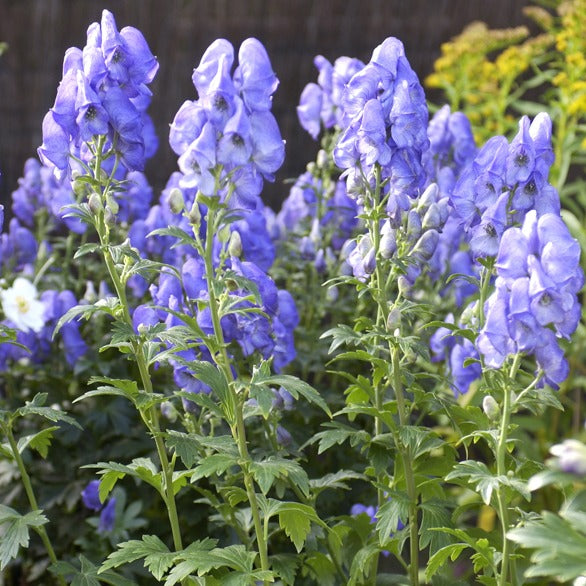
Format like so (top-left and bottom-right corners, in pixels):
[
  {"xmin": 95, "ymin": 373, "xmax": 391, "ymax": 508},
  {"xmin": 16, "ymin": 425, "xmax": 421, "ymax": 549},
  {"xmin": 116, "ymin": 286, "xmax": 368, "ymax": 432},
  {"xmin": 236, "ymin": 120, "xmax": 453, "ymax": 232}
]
[{"xmin": 0, "ymin": 5, "xmax": 585, "ymax": 586}]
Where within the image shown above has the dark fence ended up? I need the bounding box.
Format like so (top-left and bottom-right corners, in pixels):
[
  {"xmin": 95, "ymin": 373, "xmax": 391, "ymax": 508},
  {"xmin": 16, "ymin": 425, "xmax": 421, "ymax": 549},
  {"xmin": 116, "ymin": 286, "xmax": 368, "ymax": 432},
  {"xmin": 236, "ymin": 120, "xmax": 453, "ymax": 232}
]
[{"xmin": 0, "ymin": 0, "xmax": 528, "ymax": 209}]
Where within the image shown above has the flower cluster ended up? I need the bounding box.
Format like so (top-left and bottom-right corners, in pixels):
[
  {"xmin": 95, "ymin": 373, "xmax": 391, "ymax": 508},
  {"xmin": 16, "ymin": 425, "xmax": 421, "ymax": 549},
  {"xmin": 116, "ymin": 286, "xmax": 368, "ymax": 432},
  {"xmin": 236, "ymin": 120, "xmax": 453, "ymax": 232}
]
[
  {"xmin": 477, "ymin": 210, "xmax": 583, "ymax": 387},
  {"xmin": 169, "ymin": 38, "xmax": 284, "ymax": 209},
  {"xmin": 38, "ymin": 10, "xmax": 158, "ymax": 178},
  {"xmin": 333, "ymin": 37, "xmax": 429, "ymax": 219},
  {"xmin": 297, "ymin": 54, "xmax": 365, "ymax": 139},
  {"xmin": 450, "ymin": 113, "xmax": 560, "ymax": 258},
  {"xmin": 271, "ymin": 170, "xmax": 359, "ymax": 274}
]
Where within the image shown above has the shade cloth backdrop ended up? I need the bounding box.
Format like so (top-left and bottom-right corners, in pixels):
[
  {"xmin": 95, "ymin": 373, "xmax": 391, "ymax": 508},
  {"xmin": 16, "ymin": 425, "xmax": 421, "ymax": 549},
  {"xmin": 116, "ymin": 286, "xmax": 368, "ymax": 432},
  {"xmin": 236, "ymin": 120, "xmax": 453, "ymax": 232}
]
[{"xmin": 0, "ymin": 0, "xmax": 528, "ymax": 210}]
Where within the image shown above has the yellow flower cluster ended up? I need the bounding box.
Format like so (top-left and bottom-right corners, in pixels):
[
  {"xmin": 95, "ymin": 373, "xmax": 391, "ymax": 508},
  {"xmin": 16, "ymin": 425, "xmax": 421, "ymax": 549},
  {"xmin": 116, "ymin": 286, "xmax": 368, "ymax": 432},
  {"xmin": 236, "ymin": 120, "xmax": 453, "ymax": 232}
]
[
  {"xmin": 425, "ymin": 20, "xmax": 551, "ymax": 143},
  {"xmin": 426, "ymin": 0, "xmax": 585, "ymax": 189},
  {"xmin": 553, "ymin": 0, "xmax": 586, "ymax": 118}
]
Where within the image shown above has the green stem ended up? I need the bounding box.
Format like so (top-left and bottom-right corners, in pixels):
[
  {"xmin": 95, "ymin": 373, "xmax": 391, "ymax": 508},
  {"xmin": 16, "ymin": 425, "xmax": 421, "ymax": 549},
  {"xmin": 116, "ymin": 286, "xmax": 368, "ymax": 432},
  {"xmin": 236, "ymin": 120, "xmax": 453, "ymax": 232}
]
[
  {"xmin": 6, "ymin": 427, "xmax": 66, "ymax": 586},
  {"xmin": 496, "ymin": 353, "xmax": 521, "ymax": 586},
  {"xmin": 392, "ymin": 344, "xmax": 419, "ymax": 586},
  {"xmin": 202, "ymin": 203, "xmax": 269, "ymax": 580},
  {"xmin": 91, "ymin": 148, "xmax": 184, "ymax": 554}
]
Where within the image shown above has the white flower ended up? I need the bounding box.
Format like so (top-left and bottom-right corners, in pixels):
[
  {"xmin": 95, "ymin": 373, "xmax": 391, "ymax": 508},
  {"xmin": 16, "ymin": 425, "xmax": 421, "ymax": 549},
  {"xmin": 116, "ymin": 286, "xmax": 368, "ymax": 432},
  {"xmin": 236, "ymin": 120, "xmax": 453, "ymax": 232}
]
[{"xmin": 0, "ymin": 277, "xmax": 46, "ymax": 333}]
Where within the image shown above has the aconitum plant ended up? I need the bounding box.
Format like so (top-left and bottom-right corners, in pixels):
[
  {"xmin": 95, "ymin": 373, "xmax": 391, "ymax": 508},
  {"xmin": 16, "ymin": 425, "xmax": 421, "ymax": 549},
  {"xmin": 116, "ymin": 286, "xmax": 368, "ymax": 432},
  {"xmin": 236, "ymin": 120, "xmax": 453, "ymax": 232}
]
[{"xmin": 1, "ymin": 9, "xmax": 584, "ymax": 586}]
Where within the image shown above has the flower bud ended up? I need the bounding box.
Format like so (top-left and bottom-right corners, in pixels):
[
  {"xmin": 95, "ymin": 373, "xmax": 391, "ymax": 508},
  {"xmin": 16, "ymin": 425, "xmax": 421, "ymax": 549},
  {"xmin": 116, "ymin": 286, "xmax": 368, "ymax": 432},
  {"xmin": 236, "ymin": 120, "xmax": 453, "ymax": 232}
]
[
  {"xmin": 314, "ymin": 248, "xmax": 326, "ymax": 273},
  {"xmin": 482, "ymin": 395, "xmax": 500, "ymax": 421},
  {"xmin": 380, "ymin": 221, "xmax": 397, "ymax": 259},
  {"xmin": 104, "ymin": 207, "xmax": 116, "ymax": 226},
  {"xmin": 422, "ymin": 202, "xmax": 441, "ymax": 231},
  {"xmin": 416, "ymin": 182, "xmax": 439, "ymax": 213},
  {"xmin": 316, "ymin": 149, "xmax": 328, "ymax": 168},
  {"xmin": 398, "ymin": 275, "xmax": 411, "ymax": 297},
  {"xmin": 187, "ymin": 201, "xmax": 201, "ymax": 226},
  {"xmin": 276, "ymin": 425, "xmax": 293, "ymax": 447},
  {"xmin": 386, "ymin": 306, "xmax": 401, "ymax": 330},
  {"xmin": 406, "ymin": 209, "xmax": 422, "ymax": 243},
  {"xmin": 326, "ymin": 285, "xmax": 339, "ymax": 302},
  {"xmin": 88, "ymin": 193, "xmax": 103, "ymax": 215},
  {"xmin": 437, "ymin": 197, "xmax": 450, "ymax": 225},
  {"xmin": 106, "ymin": 194, "xmax": 119, "ymax": 215},
  {"xmin": 161, "ymin": 401, "xmax": 178, "ymax": 423},
  {"xmin": 412, "ymin": 229, "xmax": 439, "ymax": 261},
  {"xmin": 228, "ymin": 230, "xmax": 242, "ymax": 257},
  {"xmin": 363, "ymin": 247, "xmax": 376, "ymax": 275},
  {"xmin": 168, "ymin": 187, "xmax": 185, "ymax": 215}
]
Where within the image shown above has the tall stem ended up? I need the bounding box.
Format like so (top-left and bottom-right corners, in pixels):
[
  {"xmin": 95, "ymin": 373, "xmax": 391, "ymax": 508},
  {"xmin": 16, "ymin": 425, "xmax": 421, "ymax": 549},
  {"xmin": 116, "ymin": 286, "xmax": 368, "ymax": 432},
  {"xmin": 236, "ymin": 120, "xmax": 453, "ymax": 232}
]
[
  {"xmin": 392, "ymin": 344, "xmax": 419, "ymax": 586},
  {"xmin": 202, "ymin": 204, "xmax": 269, "ymax": 580},
  {"xmin": 6, "ymin": 427, "xmax": 66, "ymax": 586},
  {"xmin": 496, "ymin": 353, "xmax": 521, "ymax": 586},
  {"xmin": 91, "ymin": 149, "xmax": 183, "ymax": 553}
]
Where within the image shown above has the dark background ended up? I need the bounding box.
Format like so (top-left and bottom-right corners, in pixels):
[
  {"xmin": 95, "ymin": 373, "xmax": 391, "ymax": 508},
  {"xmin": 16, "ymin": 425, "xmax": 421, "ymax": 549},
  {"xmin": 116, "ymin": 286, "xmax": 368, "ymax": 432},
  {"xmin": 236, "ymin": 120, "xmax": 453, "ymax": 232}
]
[{"xmin": 0, "ymin": 0, "xmax": 529, "ymax": 210}]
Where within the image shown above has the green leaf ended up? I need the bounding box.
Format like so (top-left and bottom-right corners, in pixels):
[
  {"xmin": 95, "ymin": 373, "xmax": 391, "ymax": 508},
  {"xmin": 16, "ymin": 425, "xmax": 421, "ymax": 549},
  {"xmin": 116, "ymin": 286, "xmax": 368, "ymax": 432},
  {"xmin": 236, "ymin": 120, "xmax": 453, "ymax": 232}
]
[
  {"xmin": 376, "ymin": 495, "xmax": 410, "ymax": 546},
  {"xmin": 73, "ymin": 243, "xmax": 102, "ymax": 259},
  {"xmin": 162, "ymin": 539, "xmax": 217, "ymax": 586},
  {"xmin": 251, "ymin": 366, "xmax": 331, "ymax": 416},
  {"xmin": 304, "ymin": 551, "xmax": 336, "ymax": 586},
  {"xmin": 16, "ymin": 394, "xmax": 81, "ymax": 429},
  {"xmin": 508, "ymin": 511, "xmax": 586, "ymax": 581},
  {"xmin": 419, "ymin": 500, "xmax": 454, "ymax": 555},
  {"xmin": 310, "ymin": 422, "xmax": 370, "ymax": 454},
  {"xmin": 309, "ymin": 469, "xmax": 365, "ymax": 496},
  {"xmin": 269, "ymin": 553, "xmax": 299, "ymax": 585},
  {"xmin": 425, "ymin": 544, "xmax": 469, "ymax": 581},
  {"xmin": 100, "ymin": 535, "xmax": 175, "ymax": 580},
  {"xmin": 445, "ymin": 460, "xmax": 499, "ymax": 505},
  {"xmin": 250, "ymin": 456, "xmax": 310, "ymax": 496},
  {"xmin": 17, "ymin": 426, "xmax": 59, "ymax": 458},
  {"xmin": 53, "ymin": 301, "xmax": 115, "ymax": 338},
  {"xmin": 0, "ymin": 505, "xmax": 48, "ymax": 570},
  {"xmin": 180, "ymin": 359, "xmax": 235, "ymax": 422},
  {"xmin": 279, "ymin": 509, "xmax": 311, "ymax": 553},
  {"xmin": 165, "ymin": 430, "xmax": 202, "ymax": 468},
  {"xmin": 191, "ymin": 453, "xmax": 238, "ymax": 481},
  {"xmin": 399, "ymin": 427, "xmax": 445, "ymax": 461},
  {"xmin": 275, "ymin": 502, "xmax": 324, "ymax": 552}
]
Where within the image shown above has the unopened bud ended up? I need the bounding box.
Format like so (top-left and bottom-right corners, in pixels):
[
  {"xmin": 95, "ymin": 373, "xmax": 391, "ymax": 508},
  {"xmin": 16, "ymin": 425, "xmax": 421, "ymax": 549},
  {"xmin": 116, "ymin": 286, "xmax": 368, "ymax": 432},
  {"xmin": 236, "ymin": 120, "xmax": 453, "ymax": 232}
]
[
  {"xmin": 380, "ymin": 224, "xmax": 397, "ymax": 259},
  {"xmin": 228, "ymin": 230, "xmax": 242, "ymax": 257},
  {"xmin": 161, "ymin": 401, "xmax": 178, "ymax": 423},
  {"xmin": 326, "ymin": 285, "xmax": 339, "ymax": 302},
  {"xmin": 416, "ymin": 182, "xmax": 439, "ymax": 213},
  {"xmin": 106, "ymin": 194, "xmax": 119, "ymax": 215},
  {"xmin": 363, "ymin": 247, "xmax": 376, "ymax": 275},
  {"xmin": 137, "ymin": 323, "xmax": 149, "ymax": 335},
  {"xmin": 398, "ymin": 275, "xmax": 411, "ymax": 297},
  {"xmin": 422, "ymin": 202, "xmax": 441, "ymax": 231},
  {"xmin": 88, "ymin": 193, "xmax": 102, "ymax": 215},
  {"xmin": 482, "ymin": 395, "xmax": 500, "ymax": 421},
  {"xmin": 412, "ymin": 229, "xmax": 439, "ymax": 261},
  {"xmin": 168, "ymin": 187, "xmax": 185, "ymax": 214},
  {"xmin": 306, "ymin": 161, "xmax": 316, "ymax": 174},
  {"xmin": 187, "ymin": 201, "xmax": 201, "ymax": 226},
  {"xmin": 316, "ymin": 149, "xmax": 328, "ymax": 168},
  {"xmin": 406, "ymin": 209, "xmax": 422, "ymax": 243},
  {"xmin": 104, "ymin": 207, "xmax": 116, "ymax": 226},
  {"xmin": 386, "ymin": 307, "xmax": 402, "ymax": 331}
]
